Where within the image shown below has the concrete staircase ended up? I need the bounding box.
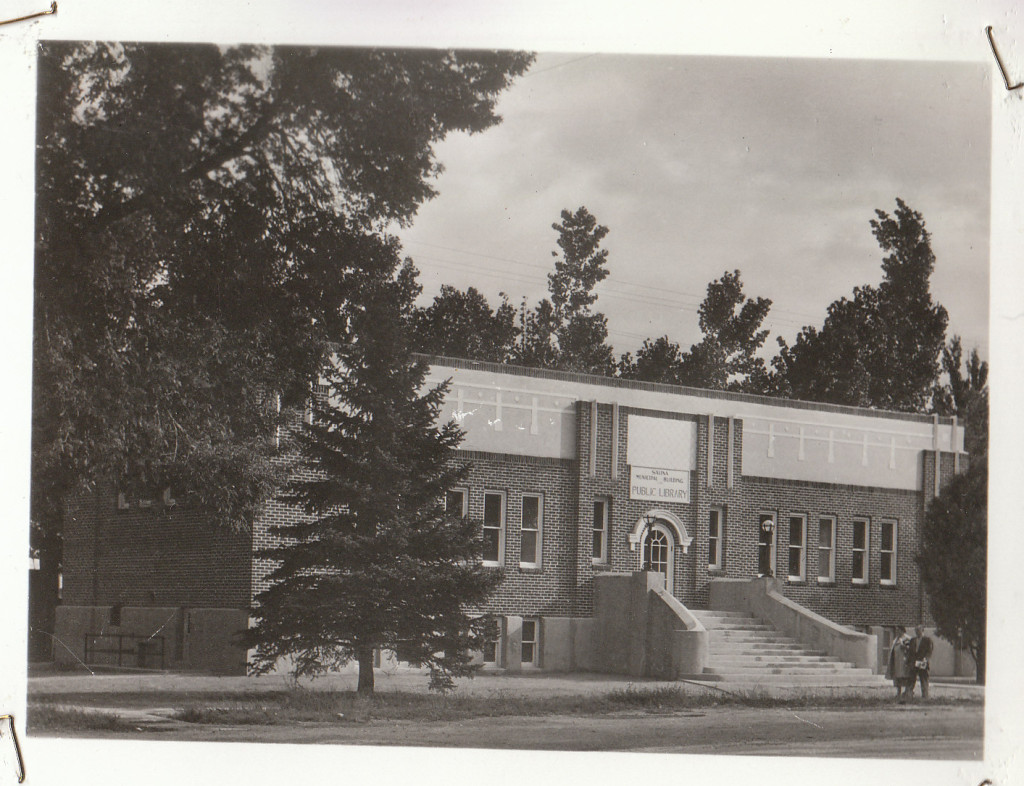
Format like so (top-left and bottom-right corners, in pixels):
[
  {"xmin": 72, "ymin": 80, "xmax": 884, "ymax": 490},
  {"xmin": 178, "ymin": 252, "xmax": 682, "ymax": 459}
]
[{"xmin": 689, "ymin": 609, "xmax": 890, "ymax": 689}]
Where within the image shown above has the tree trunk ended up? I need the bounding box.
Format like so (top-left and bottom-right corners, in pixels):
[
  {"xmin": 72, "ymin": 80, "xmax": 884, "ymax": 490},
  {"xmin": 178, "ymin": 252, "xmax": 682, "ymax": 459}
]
[
  {"xmin": 356, "ymin": 645, "xmax": 375, "ymax": 695},
  {"xmin": 974, "ymin": 643, "xmax": 985, "ymax": 685}
]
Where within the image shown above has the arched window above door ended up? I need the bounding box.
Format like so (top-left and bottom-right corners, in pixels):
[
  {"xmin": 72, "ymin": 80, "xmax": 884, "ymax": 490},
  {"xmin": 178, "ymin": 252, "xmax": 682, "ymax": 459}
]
[{"xmin": 627, "ymin": 509, "xmax": 693, "ymax": 554}]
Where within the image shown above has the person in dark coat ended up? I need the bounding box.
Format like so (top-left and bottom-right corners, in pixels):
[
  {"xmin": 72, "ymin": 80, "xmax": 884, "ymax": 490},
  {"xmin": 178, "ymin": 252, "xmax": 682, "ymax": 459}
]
[
  {"xmin": 884, "ymin": 626, "xmax": 912, "ymax": 702},
  {"xmin": 908, "ymin": 624, "xmax": 934, "ymax": 700}
]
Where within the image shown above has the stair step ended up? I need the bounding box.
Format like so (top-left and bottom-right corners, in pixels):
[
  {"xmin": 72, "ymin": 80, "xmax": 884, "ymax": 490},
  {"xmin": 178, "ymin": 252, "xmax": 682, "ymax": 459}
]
[
  {"xmin": 689, "ymin": 676, "xmax": 891, "ymax": 688},
  {"xmin": 709, "ymin": 635, "xmax": 800, "ymax": 644},
  {"xmin": 694, "ymin": 622, "xmax": 766, "ymax": 630},
  {"xmin": 688, "ymin": 608, "xmax": 884, "ymax": 688},
  {"xmin": 709, "ymin": 654, "xmax": 837, "ymax": 664},
  {"xmin": 704, "ymin": 666, "xmax": 875, "ymax": 676},
  {"xmin": 709, "ymin": 663, "xmax": 854, "ymax": 672},
  {"xmin": 708, "ymin": 644, "xmax": 829, "ymax": 655}
]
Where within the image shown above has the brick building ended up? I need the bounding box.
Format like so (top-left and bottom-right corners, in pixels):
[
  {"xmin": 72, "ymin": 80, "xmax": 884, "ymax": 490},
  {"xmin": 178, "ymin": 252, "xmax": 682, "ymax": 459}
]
[{"xmin": 54, "ymin": 355, "xmax": 968, "ymax": 676}]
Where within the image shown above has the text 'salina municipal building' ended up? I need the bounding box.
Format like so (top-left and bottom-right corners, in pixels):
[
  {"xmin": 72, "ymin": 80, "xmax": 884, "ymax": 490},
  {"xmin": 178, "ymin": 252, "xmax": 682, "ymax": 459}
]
[{"xmin": 55, "ymin": 355, "xmax": 970, "ymax": 679}]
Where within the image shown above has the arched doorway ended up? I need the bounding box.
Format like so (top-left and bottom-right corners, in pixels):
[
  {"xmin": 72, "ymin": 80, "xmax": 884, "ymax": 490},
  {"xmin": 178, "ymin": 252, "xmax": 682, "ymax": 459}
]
[
  {"xmin": 628, "ymin": 509, "xmax": 692, "ymax": 597},
  {"xmin": 641, "ymin": 522, "xmax": 675, "ymax": 593}
]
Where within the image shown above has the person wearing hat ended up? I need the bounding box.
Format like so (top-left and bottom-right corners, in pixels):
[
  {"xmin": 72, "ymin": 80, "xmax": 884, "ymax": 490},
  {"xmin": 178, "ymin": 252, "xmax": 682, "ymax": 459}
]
[{"xmin": 908, "ymin": 624, "xmax": 934, "ymax": 700}]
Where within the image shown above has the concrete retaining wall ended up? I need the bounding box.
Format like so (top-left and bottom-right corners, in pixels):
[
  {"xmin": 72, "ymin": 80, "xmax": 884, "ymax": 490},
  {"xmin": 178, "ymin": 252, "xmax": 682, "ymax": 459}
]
[
  {"xmin": 588, "ymin": 571, "xmax": 707, "ymax": 678},
  {"xmin": 54, "ymin": 605, "xmax": 248, "ymax": 674},
  {"xmin": 709, "ymin": 577, "xmax": 876, "ymax": 670}
]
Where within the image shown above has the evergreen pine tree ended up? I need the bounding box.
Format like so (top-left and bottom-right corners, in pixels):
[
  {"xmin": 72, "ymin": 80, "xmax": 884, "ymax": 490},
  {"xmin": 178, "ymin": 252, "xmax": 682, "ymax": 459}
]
[{"xmin": 244, "ymin": 263, "xmax": 499, "ymax": 693}]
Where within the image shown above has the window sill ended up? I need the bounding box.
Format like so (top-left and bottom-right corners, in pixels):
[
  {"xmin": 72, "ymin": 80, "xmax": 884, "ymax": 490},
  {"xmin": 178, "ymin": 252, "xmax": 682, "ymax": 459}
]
[
  {"xmin": 708, "ymin": 566, "xmax": 725, "ymax": 574},
  {"xmin": 519, "ymin": 565, "xmax": 543, "ymax": 574},
  {"xmin": 817, "ymin": 578, "xmax": 836, "ymax": 585},
  {"xmin": 591, "ymin": 561, "xmax": 612, "ymax": 571},
  {"xmin": 786, "ymin": 578, "xmax": 807, "ymax": 585},
  {"xmin": 851, "ymin": 580, "xmax": 869, "ymax": 587},
  {"xmin": 880, "ymin": 581, "xmax": 898, "ymax": 589}
]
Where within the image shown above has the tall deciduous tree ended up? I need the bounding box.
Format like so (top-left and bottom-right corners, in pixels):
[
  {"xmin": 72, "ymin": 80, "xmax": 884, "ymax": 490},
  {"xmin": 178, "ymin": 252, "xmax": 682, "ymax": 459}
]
[
  {"xmin": 932, "ymin": 335, "xmax": 988, "ymax": 457},
  {"xmin": 410, "ymin": 285, "xmax": 519, "ymax": 362},
  {"xmin": 243, "ymin": 266, "xmax": 499, "ymax": 693},
  {"xmin": 677, "ymin": 270, "xmax": 771, "ymax": 393},
  {"xmin": 516, "ymin": 207, "xmax": 615, "ymax": 374},
  {"xmin": 32, "ymin": 43, "xmax": 532, "ymax": 558},
  {"xmin": 918, "ymin": 456, "xmax": 987, "ymax": 683},
  {"xmin": 618, "ymin": 336, "xmax": 685, "ymax": 383},
  {"xmin": 772, "ymin": 199, "xmax": 948, "ymax": 412},
  {"xmin": 618, "ymin": 271, "xmax": 771, "ymax": 393}
]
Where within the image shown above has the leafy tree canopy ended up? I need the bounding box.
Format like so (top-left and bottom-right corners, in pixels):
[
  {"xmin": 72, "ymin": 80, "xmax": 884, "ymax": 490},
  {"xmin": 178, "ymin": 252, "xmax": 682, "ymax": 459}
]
[
  {"xmin": 618, "ymin": 335, "xmax": 685, "ymax": 383},
  {"xmin": 619, "ymin": 270, "xmax": 771, "ymax": 394},
  {"xmin": 918, "ymin": 455, "xmax": 987, "ymax": 683},
  {"xmin": 410, "ymin": 285, "xmax": 519, "ymax": 362},
  {"xmin": 33, "ymin": 42, "xmax": 533, "ymax": 535},
  {"xmin": 515, "ymin": 207, "xmax": 615, "ymax": 374},
  {"xmin": 771, "ymin": 199, "xmax": 948, "ymax": 412},
  {"xmin": 932, "ymin": 335, "xmax": 988, "ymax": 457}
]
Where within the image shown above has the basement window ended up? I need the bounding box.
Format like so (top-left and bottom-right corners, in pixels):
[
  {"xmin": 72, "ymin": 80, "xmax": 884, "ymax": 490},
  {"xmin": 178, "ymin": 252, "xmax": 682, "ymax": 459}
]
[{"xmin": 521, "ymin": 619, "xmax": 539, "ymax": 667}]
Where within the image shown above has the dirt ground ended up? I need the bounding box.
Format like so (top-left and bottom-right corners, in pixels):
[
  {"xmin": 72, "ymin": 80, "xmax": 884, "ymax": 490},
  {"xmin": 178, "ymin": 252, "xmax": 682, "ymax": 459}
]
[{"xmin": 27, "ymin": 670, "xmax": 984, "ymax": 758}]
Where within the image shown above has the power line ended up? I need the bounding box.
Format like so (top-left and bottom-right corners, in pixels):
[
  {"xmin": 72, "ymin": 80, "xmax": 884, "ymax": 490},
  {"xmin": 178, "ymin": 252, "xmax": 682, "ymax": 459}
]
[
  {"xmin": 412, "ymin": 251, "xmax": 813, "ymax": 332},
  {"xmin": 403, "ymin": 237, "xmax": 825, "ymax": 323}
]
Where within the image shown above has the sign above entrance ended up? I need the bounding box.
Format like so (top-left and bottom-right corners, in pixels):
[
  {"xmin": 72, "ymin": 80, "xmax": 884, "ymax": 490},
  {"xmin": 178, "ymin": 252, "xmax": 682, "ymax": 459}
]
[
  {"xmin": 626, "ymin": 415, "xmax": 696, "ymax": 471},
  {"xmin": 629, "ymin": 466, "xmax": 691, "ymax": 503}
]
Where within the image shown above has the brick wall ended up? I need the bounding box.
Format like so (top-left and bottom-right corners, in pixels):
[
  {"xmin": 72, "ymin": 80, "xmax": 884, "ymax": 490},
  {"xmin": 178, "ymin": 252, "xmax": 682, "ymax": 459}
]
[
  {"xmin": 60, "ymin": 383, "xmax": 967, "ymax": 647},
  {"xmin": 568, "ymin": 399, "xmax": 962, "ymax": 629},
  {"xmin": 63, "ymin": 484, "xmax": 251, "ymax": 609},
  {"xmin": 457, "ymin": 450, "xmax": 578, "ymax": 618},
  {"xmin": 574, "ymin": 401, "xmax": 704, "ymax": 616},
  {"xmin": 729, "ymin": 477, "xmax": 921, "ymax": 626}
]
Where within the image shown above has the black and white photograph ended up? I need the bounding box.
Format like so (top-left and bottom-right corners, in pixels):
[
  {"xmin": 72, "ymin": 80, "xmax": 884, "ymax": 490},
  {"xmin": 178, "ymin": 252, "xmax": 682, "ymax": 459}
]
[{"xmin": 3, "ymin": 2, "xmax": 1021, "ymax": 785}]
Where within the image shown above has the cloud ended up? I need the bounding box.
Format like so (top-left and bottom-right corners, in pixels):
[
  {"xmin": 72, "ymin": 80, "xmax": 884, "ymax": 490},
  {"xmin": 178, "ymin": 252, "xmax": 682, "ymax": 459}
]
[{"xmin": 398, "ymin": 53, "xmax": 990, "ymax": 357}]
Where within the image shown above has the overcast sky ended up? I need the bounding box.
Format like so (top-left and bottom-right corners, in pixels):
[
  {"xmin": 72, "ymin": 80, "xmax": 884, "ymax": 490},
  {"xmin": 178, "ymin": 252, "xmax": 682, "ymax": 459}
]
[{"xmin": 396, "ymin": 53, "xmax": 991, "ymax": 362}]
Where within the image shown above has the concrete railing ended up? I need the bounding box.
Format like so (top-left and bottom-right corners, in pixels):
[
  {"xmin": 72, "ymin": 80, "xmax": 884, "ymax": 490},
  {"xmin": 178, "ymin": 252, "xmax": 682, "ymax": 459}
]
[
  {"xmin": 591, "ymin": 571, "xmax": 708, "ymax": 679},
  {"xmin": 708, "ymin": 577, "xmax": 876, "ymax": 670},
  {"xmin": 645, "ymin": 586, "xmax": 709, "ymax": 679}
]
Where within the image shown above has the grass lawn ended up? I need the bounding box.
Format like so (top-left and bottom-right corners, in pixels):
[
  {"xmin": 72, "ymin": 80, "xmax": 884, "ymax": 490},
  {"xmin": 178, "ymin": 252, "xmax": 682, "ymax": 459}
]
[{"xmin": 28, "ymin": 684, "xmax": 983, "ymax": 732}]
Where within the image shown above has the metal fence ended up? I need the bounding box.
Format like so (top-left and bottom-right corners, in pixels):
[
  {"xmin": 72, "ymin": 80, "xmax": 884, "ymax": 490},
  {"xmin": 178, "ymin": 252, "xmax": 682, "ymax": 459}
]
[{"xmin": 83, "ymin": 633, "xmax": 165, "ymax": 670}]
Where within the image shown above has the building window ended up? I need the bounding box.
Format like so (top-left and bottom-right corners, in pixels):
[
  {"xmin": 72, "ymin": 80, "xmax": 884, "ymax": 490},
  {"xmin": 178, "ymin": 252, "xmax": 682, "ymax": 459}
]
[
  {"xmin": 644, "ymin": 527, "xmax": 672, "ymax": 586},
  {"xmin": 592, "ymin": 498, "xmax": 609, "ymax": 564},
  {"xmin": 307, "ymin": 381, "xmax": 331, "ymax": 424},
  {"xmin": 483, "ymin": 637, "xmax": 498, "ymax": 664},
  {"xmin": 482, "ymin": 491, "xmax": 505, "ymax": 566},
  {"xmin": 818, "ymin": 516, "xmax": 835, "ymax": 582},
  {"xmin": 788, "ymin": 514, "xmax": 806, "ymax": 581},
  {"xmin": 708, "ymin": 507, "xmax": 724, "ymax": 570},
  {"xmin": 482, "ymin": 616, "xmax": 501, "ymax": 666},
  {"xmin": 880, "ymin": 519, "xmax": 897, "ymax": 585},
  {"xmin": 445, "ymin": 488, "xmax": 468, "ymax": 518},
  {"xmin": 520, "ymin": 493, "xmax": 543, "ymax": 568},
  {"xmin": 852, "ymin": 518, "xmax": 870, "ymax": 584},
  {"xmin": 521, "ymin": 619, "xmax": 538, "ymax": 666},
  {"xmin": 757, "ymin": 512, "xmax": 776, "ymax": 577}
]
